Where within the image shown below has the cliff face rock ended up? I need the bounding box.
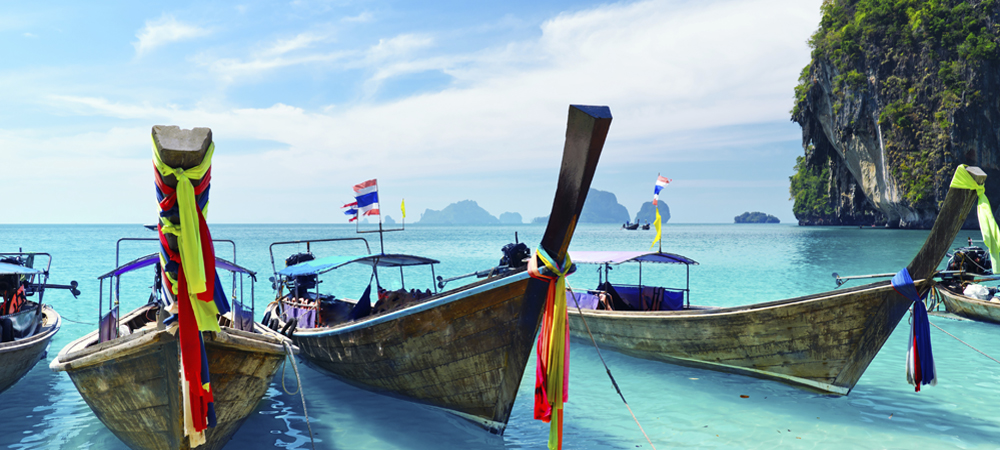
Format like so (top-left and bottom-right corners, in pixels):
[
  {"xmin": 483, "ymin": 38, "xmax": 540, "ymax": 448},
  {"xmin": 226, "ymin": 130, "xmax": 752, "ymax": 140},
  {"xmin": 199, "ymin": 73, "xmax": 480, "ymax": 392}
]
[{"xmin": 791, "ymin": 0, "xmax": 1000, "ymax": 228}]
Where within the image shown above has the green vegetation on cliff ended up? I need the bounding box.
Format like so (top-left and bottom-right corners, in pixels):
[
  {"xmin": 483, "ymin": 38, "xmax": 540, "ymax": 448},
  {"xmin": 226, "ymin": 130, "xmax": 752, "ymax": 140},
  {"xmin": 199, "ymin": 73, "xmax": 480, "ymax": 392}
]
[
  {"xmin": 789, "ymin": 152, "xmax": 835, "ymax": 219},
  {"xmin": 791, "ymin": 0, "xmax": 999, "ymax": 217}
]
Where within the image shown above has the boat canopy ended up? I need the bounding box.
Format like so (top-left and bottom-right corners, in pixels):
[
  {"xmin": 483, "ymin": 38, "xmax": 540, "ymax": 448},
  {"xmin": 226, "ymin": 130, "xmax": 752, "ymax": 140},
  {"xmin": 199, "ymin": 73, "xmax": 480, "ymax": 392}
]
[
  {"xmin": 569, "ymin": 251, "xmax": 699, "ymax": 266},
  {"xmin": 98, "ymin": 253, "xmax": 256, "ymax": 280},
  {"xmin": 0, "ymin": 262, "xmax": 43, "ymax": 276},
  {"xmin": 279, "ymin": 253, "xmax": 441, "ymax": 277}
]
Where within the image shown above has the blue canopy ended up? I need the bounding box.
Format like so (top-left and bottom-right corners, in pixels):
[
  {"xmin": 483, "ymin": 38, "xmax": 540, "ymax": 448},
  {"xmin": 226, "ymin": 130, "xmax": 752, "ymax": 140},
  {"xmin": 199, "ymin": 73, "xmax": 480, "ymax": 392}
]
[
  {"xmin": 278, "ymin": 253, "xmax": 440, "ymax": 277},
  {"xmin": 0, "ymin": 262, "xmax": 43, "ymax": 276},
  {"xmin": 569, "ymin": 251, "xmax": 699, "ymax": 266},
  {"xmin": 98, "ymin": 253, "xmax": 256, "ymax": 280}
]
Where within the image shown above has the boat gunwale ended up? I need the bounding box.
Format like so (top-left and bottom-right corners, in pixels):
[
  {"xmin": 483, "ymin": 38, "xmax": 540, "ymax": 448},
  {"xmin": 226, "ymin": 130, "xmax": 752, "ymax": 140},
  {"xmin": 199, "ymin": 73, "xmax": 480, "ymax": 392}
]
[
  {"xmin": 0, "ymin": 305, "xmax": 61, "ymax": 352},
  {"xmin": 288, "ymin": 269, "xmax": 530, "ymax": 338},
  {"xmin": 568, "ymin": 278, "xmax": 931, "ymax": 319},
  {"xmin": 51, "ymin": 305, "xmax": 291, "ymax": 372}
]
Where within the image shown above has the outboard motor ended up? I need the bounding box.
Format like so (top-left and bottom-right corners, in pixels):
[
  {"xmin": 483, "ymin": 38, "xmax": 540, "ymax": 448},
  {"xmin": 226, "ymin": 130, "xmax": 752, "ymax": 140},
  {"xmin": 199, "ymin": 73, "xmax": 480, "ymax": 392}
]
[
  {"xmin": 946, "ymin": 246, "xmax": 992, "ymax": 276},
  {"xmin": 499, "ymin": 242, "xmax": 531, "ymax": 269},
  {"xmin": 285, "ymin": 252, "xmax": 318, "ymax": 295}
]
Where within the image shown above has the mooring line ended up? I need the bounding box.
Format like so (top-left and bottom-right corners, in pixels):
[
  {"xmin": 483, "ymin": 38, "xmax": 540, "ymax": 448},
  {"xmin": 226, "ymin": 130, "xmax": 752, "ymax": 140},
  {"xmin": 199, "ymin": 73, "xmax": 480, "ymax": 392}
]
[
  {"xmin": 59, "ymin": 316, "xmax": 94, "ymax": 325},
  {"xmin": 928, "ymin": 320, "xmax": 1000, "ymax": 365},
  {"xmin": 566, "ymin": 284, "xmax": 657, "ymax": 450},
  {"xmin": 281, "ymin": 341, "xmax": 316, "ymax": 450}
]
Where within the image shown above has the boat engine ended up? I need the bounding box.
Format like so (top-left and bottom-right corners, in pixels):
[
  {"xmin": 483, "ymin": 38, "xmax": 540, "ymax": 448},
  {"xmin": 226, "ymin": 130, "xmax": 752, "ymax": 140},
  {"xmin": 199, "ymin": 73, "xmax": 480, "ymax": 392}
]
[
  {"xmin": 499, "ymin": 242, "xmax": 531, "ymax": 269},
  {"xmin": 946, "ymin": 246, "xmax": 992, "ymax": 276}
]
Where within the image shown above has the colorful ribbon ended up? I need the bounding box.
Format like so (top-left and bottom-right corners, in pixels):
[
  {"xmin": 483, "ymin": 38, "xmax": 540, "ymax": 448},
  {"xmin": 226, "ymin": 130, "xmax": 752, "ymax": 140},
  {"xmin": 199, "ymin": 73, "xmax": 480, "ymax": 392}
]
[
  {"xmin": 529, "ymin": 248, "xmax": 573, "ymax": 450},
  {"xmin": 152, "ymin": 139, "xmax": 220, "ymax": 441},
  {"xmin": 950, "ymin": 164, "xmax": 1000, "ymax": 273},
  {"xmin": 890, "ymin": 268, "xmax": 936, "ymax": 391}
]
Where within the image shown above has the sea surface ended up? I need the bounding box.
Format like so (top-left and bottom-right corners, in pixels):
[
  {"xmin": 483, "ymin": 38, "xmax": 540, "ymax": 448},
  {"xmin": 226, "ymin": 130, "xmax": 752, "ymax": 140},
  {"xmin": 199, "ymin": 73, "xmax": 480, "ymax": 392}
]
[{"xmin": 1, "ymin": 223, "xmax": 999, "ymax": 449}]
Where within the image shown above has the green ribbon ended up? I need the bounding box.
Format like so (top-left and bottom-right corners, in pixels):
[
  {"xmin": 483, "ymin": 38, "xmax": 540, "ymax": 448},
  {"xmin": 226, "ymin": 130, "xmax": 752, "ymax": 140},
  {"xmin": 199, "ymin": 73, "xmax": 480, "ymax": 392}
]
[
  {"xmin": 153, "ymin": 141, "xmax": 215, "ymax": 295},
  {"xmin": 950, "ymin": 164, "xmax": 1000, "ymax": 271}
]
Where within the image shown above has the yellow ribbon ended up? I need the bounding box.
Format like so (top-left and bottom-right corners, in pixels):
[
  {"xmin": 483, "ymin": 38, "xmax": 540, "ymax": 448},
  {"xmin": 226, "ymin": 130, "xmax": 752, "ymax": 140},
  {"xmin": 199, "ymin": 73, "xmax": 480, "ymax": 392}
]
[
  {"xmin": 949, "ymin": 164, "xmax": 1000, "ymax": 273},
  {"xmin": 152, "ymin": 141, "xmax": 215, "ymax": 295},
  {"xmin": 650, "ymin": 206, "xmax": 662, "ymax": 249}
]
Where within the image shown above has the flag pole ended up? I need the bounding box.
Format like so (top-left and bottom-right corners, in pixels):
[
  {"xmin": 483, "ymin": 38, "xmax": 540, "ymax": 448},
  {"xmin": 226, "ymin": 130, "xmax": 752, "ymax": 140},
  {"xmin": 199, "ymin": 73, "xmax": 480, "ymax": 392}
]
[{"xmin": 658, "ymin": 172, "xmax": 662, "ymax": 253}]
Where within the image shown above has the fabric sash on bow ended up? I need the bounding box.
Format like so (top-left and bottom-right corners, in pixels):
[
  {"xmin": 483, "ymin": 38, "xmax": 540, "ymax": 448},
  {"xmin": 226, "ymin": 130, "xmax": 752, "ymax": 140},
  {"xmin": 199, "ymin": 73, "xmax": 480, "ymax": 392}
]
[
  {"xmin": 950, "ymin": 164, "xmax": 1000, "ymax": 272},
  {"xmin": 890, "ymin": 268, "xmax": 936, "ymax": 391},
  {"xmin": 152, "ymin": 141, "xmax": 221, "ymax": 444},
  {"xmin": 529, "ymin": 248, "xmax": 573, "ymax": 450}
]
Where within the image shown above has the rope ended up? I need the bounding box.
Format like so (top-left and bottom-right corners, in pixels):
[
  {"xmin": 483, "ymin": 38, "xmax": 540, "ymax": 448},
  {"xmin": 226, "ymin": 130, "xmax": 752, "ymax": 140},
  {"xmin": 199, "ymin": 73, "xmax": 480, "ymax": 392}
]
[
  {"xmin": 928, "ymin": 320, "xmax": 1000, "ymax": 365},
  {"xmin": 60, "ymin": 316, "xmax": 95, "ymax": 325},
  {"xmin": 565, "ymin": 283, "xmax": 657, "ymax": 450},
  {"xmin": 281, "ymin": 341, "xmax": 316, "ymax": 450}
]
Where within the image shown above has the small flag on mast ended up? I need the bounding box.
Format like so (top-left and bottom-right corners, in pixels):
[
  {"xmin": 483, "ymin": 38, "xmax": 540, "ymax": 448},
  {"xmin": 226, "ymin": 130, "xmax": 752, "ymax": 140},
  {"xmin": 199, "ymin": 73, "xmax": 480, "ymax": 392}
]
[{"xmin": 401, "ymin": 198, "xmax": 406, "ymax": 220}]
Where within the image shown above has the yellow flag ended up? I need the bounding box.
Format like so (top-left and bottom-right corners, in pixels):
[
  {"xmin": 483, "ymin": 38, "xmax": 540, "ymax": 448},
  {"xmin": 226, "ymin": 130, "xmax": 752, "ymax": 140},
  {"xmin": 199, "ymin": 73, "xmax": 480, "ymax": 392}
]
[
  {"xmin": 651, "ymin": 206, "xmax": 662, "ymax": 249},
  {"xmin": 401, "ymin": 198, "xmax": 406, "ymax": 219}
]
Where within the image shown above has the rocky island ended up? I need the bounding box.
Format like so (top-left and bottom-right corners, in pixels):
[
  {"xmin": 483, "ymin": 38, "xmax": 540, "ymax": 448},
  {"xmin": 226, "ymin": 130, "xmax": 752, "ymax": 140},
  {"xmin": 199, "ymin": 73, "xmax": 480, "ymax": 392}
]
[
  {"xmin": 790, "ymin": 0, "xmax": 999, "ymax": 228},
  {"xmin": 735, "ymin": 212, "xmax": 780, "ymax": 224}
]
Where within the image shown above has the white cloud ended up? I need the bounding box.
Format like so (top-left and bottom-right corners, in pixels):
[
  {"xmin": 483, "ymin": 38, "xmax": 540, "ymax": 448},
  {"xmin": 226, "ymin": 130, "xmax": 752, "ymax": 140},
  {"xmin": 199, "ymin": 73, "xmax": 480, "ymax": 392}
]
[
  {"xmin": 259, "ymin": 32, "xmax": 332, "ymax": 57},
  {"xmin": 342, "ymin": 12, "xmax": 374, "ymax": 23},
  {"xmin": 133, "ymin": 15, "xmax": 210, "ymax": 56}
]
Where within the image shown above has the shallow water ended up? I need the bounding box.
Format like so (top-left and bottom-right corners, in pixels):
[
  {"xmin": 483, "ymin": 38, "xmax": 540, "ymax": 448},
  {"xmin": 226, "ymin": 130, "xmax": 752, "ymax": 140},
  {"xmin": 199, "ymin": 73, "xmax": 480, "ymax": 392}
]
[{"xmin": 1, "ymin": 223, "xmax": 998, "ymax": 449}]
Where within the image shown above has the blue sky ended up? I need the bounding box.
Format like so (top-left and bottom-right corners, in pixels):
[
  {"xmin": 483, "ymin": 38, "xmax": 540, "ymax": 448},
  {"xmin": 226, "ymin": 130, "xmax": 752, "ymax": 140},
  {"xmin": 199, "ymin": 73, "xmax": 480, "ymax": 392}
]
[{"xmin": 0, "ymin": 0, "xmax": 823, "ymax": 224}]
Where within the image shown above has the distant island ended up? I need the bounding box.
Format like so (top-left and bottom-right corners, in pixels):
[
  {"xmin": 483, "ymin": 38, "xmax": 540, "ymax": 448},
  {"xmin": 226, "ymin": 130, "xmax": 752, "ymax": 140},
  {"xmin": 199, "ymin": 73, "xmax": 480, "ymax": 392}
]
[
  {"xmin": 384, "ymin": 216, "xmax": 396, "ymax": 225},
  {"xmin": 416, "ymin": 188, "xmax": 654, "ymax": 226},
  {"xmin": 417, "ymin": 200, "xmax": 499, "ymax": 224},
  {"xmin": 498, "ymin": 212, "xmax": 522, "ymax": 224},
  {"xmin": 735, "ymin": 212, "xmax": 780, "ymax": 224},
  {"xmin": 531, "ymin": 188, "xmax": 632, "ymax": 225},
  {"xmin": 634, "ymin": 201, "xmax": 670, "ymax": 225}
]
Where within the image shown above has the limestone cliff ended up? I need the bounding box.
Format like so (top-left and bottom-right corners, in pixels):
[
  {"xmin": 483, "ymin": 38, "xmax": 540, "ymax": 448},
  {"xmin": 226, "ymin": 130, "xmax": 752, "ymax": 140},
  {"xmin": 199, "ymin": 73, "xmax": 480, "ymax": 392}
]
[{"xmin": 791, "ymin": 0, "xmax": 1000, "ymax": 228}]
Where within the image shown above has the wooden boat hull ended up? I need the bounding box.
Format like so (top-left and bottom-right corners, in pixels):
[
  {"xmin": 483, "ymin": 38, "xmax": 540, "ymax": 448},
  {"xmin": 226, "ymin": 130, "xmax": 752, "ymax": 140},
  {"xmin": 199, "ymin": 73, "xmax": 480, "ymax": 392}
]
[
  {"xmin": 288, "ymin": 271, "xmax": 536, "ymax": 432},
  {"xmin": 51, "ymin": 307, "xmax": 291, "ymax": 450},
  {"xmin": 936, "ymin": 285, "xmax": 1000, "ymax": 324},
  {"xmin": 568, "ymin": 280, "xmax": 922, "ymax": 394},
  {"xmin": 0, "ymin": 305, "xmax": 60, "ymax": 394}
]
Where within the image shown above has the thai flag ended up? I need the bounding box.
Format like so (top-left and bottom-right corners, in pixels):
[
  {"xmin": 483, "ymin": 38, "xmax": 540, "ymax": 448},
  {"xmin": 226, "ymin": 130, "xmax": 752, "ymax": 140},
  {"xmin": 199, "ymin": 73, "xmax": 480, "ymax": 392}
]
[
  {"xmin": 354, "ymin": 179, "xmax": 380, "ymax": 216},
  {"xmin": 652, "ymin": 176, "xmax": 671, "ymax": 205},
  {"xmin": 342, "ymin": 201, "xmax": 358, "ymax": 222}
]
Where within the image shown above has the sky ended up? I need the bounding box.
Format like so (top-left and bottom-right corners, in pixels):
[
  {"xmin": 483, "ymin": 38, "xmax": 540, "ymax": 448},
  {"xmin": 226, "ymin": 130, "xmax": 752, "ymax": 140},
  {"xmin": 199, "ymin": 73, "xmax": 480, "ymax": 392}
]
[{"xmin": 0, "ymin": 0, "xmax": 824, "ymax": 224}]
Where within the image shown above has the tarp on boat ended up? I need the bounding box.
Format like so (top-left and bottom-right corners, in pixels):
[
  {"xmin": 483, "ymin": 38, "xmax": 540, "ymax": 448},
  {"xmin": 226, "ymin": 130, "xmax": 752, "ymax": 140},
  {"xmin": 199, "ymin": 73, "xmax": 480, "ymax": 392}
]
[
  {"xmin": 0, "ymin": 262, "xmax": 43, "ymax": 276},
  {"xmin": 98, "ymin": 253, "xmax": 255, "ymax": 280},
  {"xmin": 278, "ymin": 253, "xmax": 440, "ymax": 277},
  {"xmin": 569, "ymin": 251, "xmax": 698, "ymax": 266}
]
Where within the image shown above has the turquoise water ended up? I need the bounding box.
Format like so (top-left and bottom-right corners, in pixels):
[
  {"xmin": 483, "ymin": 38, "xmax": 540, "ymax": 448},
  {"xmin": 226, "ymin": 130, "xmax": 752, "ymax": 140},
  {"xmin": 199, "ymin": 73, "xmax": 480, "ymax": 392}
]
[{"xmin": 1, "ymin": 223, "xmax": 999, "ymax": 449}]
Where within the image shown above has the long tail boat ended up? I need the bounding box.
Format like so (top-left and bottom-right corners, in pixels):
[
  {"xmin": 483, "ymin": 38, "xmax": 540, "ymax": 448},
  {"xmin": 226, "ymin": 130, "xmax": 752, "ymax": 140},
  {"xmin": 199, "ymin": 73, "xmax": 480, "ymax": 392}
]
[
  {"xmin": 933, "ymin": 284, "xmax": 1000, "ymax": 324},
  {"xmin": 565, "ymin": 165, "xmax": 986, "ymax": 395},
  {"xmin": 50, "ymin": 126, "xmax": 295, "ymax": 450},
  {"xmin": 262, "ymin": 104, "xmax": 611, "ymax": 433},
  {"xmin": 0, "ymin": 252, "xmax": 77, "ymax": 394}
]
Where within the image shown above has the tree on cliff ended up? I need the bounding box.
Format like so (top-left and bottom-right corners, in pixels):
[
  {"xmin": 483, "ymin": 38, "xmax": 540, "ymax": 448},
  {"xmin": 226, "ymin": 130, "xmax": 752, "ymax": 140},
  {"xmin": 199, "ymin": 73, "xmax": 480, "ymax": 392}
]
[{"xmin": 790, "ymin": 0, "xmax": 1000, "ymax": 228}]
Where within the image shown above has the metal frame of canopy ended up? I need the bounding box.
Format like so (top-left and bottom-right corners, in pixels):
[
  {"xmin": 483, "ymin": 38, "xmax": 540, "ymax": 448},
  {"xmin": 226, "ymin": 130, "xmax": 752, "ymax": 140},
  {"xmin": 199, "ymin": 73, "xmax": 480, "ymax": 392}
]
[
  {"xmin": 96, "ymin": 237, "xmax": 256, "ymax": 336},
  {"xmin": 268, "ymin": 237, "xmax": 441, "ymax": 301},
  {"xmin": 569, "ymin": 250, "xmax": 699, "ymax": 307}
]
